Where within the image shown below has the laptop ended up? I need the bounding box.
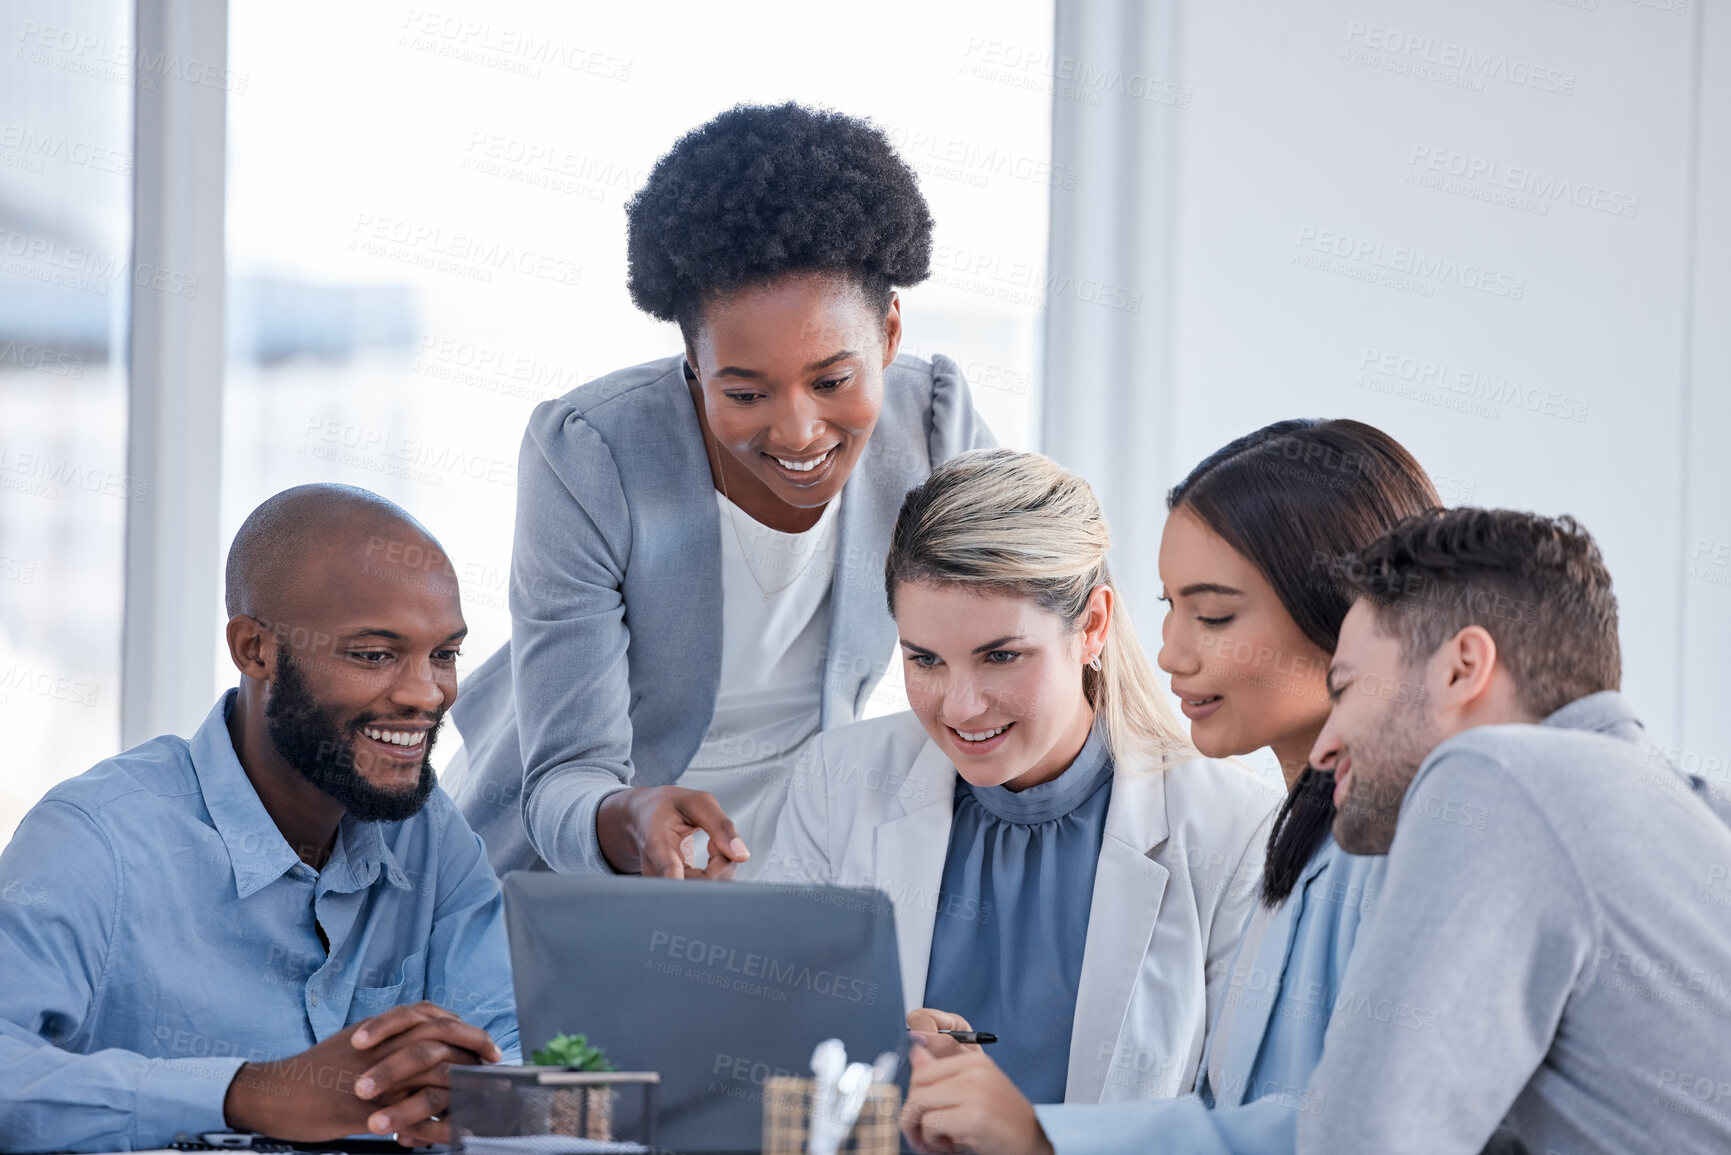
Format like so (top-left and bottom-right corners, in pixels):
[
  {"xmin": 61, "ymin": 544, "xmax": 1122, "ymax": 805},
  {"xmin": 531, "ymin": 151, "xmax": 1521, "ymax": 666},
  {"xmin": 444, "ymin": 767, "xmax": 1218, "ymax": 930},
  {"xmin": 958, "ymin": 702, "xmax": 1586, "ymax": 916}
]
[{"xmin": 500, "ymin": 873, "xmax": 908, "ymax": 1155}]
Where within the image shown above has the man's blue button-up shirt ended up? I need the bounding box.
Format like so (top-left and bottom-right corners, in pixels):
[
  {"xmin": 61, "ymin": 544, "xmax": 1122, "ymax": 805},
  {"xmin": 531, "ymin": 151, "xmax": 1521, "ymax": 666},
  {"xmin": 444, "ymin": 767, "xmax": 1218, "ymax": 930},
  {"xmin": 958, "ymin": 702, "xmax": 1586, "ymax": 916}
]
[{"xmin": 0, "ymin": 691, "xmax": 520, "ymax": 1152}]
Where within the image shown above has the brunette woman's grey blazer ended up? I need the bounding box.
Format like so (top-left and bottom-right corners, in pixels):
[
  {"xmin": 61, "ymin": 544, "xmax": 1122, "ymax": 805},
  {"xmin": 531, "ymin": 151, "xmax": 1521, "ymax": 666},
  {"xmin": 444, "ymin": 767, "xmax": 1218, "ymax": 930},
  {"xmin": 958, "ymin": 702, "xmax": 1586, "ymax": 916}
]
[{"xmin": 447, "ymin": 352, "xmax": 994, "ymax": 875}]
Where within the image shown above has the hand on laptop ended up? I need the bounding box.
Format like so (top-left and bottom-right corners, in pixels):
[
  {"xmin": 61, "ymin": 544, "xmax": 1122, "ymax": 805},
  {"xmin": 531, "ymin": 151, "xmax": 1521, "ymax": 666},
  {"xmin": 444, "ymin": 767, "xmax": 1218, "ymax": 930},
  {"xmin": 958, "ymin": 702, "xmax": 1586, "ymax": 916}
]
[
  {"xmin": 597, "ymin": 784, "xmax": 749, "ymax": 878},
  {"xmin": 223, "ymin": 1001, "xmax": 504, "ymax": 1146},
  {"xmin": 901, "ymin": 1032, "xmax": 1049, "ymax": 1155}
]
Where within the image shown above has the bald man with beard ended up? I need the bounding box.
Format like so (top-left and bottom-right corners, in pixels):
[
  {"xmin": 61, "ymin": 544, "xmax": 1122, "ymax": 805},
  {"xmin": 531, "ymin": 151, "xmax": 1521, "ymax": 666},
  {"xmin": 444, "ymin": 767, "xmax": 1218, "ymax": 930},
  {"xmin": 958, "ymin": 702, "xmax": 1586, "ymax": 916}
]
[{"xmin": 0, "ymin": 485, "xmax": 518, "ymax": 1153}]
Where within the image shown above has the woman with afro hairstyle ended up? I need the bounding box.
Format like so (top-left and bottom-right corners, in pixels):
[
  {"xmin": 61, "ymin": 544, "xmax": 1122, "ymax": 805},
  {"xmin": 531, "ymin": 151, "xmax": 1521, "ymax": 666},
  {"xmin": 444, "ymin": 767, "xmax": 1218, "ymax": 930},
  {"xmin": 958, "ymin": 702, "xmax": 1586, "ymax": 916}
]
[{"xmin": 448, "ymin": 103, "xmax": 994, "ymax": 880}]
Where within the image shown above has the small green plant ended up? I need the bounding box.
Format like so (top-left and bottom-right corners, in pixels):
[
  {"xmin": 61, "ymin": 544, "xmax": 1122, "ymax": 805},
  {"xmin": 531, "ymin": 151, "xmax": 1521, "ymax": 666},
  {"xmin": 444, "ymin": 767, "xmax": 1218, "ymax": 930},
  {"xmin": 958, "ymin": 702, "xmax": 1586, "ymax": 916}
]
[{"xmin": 531, "ymin": 1032, "xmax": 616, "ymax": 1071}]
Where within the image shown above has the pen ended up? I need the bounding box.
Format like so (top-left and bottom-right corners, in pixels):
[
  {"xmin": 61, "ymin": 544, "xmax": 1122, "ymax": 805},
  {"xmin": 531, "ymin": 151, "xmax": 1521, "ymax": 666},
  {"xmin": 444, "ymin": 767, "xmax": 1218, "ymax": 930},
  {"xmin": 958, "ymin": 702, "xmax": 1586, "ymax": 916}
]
[{"xmin": 937, "ymin": 1029, "xmax": 998, "ymax": 1045}]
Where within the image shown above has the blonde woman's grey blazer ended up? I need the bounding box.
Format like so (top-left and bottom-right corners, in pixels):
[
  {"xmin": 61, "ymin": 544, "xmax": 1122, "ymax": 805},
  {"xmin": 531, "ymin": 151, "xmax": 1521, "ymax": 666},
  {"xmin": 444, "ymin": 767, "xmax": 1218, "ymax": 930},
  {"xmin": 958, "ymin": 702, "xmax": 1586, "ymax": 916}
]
[{"xmin": 447, "ymin": 352, "xmax": 994, "ymax": 875}]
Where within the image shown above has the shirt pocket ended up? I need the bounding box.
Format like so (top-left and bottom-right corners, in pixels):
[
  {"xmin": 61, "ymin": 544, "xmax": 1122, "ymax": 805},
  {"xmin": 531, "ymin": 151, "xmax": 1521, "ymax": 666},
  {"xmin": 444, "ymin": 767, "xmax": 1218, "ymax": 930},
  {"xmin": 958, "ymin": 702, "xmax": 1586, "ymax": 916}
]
[{"xmin": 345, "ymin": 947, "xmax": 429, "ymax": 1025}]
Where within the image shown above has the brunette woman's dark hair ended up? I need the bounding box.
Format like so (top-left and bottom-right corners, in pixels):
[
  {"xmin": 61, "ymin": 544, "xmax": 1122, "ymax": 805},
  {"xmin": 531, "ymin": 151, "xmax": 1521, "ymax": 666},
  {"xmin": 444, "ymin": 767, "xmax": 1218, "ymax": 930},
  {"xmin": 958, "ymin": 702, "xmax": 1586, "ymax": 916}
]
[
  {"xmin": 624, "ymin": 102, "xmax": 934, "ymax": 338},
  {"xmin": 1166, "ymin": 419, "xmax": 1441, "ymax": 904}
]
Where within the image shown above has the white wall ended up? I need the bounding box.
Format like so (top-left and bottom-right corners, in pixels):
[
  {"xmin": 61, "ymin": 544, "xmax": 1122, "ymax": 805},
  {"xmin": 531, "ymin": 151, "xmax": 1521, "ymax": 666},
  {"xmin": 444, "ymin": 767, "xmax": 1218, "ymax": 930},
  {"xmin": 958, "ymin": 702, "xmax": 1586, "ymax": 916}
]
[
  {"xmin": 1680, "ymin": 0, "xmax": 1731, "ymax": 793},
  {"xmin": 1050, "ymin": 0, "xmax": 1728, "ymax": 783}
]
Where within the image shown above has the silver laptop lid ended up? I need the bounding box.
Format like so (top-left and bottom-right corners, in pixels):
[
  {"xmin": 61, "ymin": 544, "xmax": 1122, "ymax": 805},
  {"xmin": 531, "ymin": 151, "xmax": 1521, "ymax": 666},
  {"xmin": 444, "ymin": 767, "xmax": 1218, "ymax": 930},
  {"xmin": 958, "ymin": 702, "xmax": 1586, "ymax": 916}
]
[{"xmin": 501, "ymin": 873, "xmax": 907, "ymax": 1155}]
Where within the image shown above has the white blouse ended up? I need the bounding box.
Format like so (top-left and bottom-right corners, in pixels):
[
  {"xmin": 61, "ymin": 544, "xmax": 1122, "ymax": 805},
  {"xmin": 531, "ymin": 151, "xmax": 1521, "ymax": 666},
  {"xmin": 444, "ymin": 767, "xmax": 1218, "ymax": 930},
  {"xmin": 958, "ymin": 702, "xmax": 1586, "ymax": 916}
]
[{"xmin": 678, "ymin": 490, "xmax": 840, "ymax": 876}]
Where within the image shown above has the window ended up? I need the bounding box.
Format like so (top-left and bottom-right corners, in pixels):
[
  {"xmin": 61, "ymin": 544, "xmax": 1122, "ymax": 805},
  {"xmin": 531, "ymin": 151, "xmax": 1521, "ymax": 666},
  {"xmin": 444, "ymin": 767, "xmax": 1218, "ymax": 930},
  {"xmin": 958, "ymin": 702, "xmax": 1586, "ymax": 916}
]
[
  {"xmin": 0, "ymin": 1, "xmax": 132, "ymax": 840},
  {"xmin": 223, "ymin": 2, "xmax": 1054, "ymax": 743}
]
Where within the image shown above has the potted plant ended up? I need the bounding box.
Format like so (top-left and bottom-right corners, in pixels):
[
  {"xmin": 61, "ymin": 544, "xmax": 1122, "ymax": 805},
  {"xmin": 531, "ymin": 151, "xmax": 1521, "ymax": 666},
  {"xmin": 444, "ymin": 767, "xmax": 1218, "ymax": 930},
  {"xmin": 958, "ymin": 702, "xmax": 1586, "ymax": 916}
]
[{"xmin": 531, "ymin": 1032, "xmax": 617, "ymax": 1141}]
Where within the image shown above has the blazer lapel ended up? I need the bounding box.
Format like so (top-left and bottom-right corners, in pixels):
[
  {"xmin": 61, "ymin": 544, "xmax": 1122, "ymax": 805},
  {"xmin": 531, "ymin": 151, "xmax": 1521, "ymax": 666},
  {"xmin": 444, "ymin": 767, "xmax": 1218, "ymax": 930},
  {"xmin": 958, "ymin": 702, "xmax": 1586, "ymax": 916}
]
[
  {"xmin": 869, "ymin": 740, "xmax": 958, "ymax": 1014},
  {"xmin": 663, "ymin": 360, "xmax": 725, "ymax": 724},
  {"xmin": 1211, "ymin": 845, "xmax": 1331, "ymax": 1105},
  {"xmin": 822, "ymin": 365, "xmax": 928, "ymax": 727},
  {"xmin": 824, "ymin": 476, "xmax": 882, "ymax": 727},
  {"xmin": 1065, "ymin": 758, "xmax": 1171, "ymax": 1103}
]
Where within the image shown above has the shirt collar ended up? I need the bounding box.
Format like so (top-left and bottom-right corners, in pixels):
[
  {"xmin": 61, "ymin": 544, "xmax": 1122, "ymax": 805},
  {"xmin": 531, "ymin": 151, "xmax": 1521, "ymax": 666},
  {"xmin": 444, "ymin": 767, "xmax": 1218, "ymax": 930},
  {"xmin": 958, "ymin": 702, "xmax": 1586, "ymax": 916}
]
[
  {"xmin": 192, "ymin": 690, "xmax": 413, "ymax": 898},
  {"xmin": 328, "ymin": 813, "xmax": 414, "ymax": 895},
  {"xmin": 1540, "ymin": 690, "xmax": 1644, "ymax": 744},
  {"xmin": 965, "ymin": 722, "xmax": 1114, "ymax": 825}
]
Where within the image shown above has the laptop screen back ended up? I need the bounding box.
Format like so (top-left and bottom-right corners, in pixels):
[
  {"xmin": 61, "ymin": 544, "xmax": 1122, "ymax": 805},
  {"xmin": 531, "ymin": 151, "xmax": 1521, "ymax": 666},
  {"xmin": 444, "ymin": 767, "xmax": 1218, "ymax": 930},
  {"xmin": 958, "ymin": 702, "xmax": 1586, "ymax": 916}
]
[{"xmin": 501, "ymin": 873, "xmax": 907, "ymax": 1155}]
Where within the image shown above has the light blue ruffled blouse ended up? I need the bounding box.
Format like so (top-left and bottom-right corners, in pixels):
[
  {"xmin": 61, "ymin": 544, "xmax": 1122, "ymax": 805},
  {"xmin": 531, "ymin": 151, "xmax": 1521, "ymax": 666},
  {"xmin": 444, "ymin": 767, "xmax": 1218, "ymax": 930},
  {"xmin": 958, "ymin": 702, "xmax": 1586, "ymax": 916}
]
[{"xmin": 922, "ymin": 724, "xmax": 1115, "ymax": 1104}]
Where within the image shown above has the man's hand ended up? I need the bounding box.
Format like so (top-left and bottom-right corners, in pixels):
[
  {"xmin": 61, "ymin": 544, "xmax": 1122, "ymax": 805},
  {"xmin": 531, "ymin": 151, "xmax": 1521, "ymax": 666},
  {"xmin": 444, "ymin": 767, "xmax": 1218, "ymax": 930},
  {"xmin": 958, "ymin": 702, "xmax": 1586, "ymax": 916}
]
[
  {"xmin": 901, "ymin": 1035, "xmax": 1052, "ymax": 1155},
  {"xmin": 597, "ymin": 785, "xmax": 748, "ymax": 878},
  {"xmin": 223, "ymin": 1001, "xmax": 503, "ymax": 1146}
]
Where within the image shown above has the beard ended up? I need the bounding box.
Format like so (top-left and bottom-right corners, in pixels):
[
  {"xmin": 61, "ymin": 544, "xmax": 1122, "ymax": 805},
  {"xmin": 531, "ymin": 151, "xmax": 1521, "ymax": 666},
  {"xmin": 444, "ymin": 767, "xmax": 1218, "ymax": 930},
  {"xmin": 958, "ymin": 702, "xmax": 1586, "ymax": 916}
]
[
  {"xmin": 1333, "ymin": 694, "xmax": 1437, "ymax": 855},
  {"xmin": 264, "ymin": 649, "xmax": 439, "ymax": 823}
]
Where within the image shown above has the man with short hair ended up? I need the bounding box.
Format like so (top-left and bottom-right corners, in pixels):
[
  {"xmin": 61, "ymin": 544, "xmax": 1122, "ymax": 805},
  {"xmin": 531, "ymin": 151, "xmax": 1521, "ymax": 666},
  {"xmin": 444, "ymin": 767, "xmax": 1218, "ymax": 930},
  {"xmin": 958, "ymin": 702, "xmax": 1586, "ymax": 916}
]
[
  {"xmin": 0, "ymin": 484, "xmax": 518, "ymax": 1152},
  {"xmin": 1302, "ymin": 508, "xmax": 1731, "ymax": 1154}
]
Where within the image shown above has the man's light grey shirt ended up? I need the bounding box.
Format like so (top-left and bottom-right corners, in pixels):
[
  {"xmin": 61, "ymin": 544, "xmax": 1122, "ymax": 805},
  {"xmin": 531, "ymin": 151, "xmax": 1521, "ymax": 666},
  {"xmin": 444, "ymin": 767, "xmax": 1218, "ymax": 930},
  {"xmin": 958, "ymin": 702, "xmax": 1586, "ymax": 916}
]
[{"xmin": 1299, "ymin": 691, "xmax": 1731, "ymax": 1154}]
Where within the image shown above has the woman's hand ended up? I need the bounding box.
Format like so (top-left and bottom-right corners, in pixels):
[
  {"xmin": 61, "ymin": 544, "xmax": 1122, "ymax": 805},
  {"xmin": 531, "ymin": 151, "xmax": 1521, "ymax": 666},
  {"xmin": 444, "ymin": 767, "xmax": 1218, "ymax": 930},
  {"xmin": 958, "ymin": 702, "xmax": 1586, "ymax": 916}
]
[
  {"xmin": 906, "ymin": 1008, "xmax": 975, "ymax": 1059},
  {"xmin": 596, "ymin": 785, "xmax": 748, "ymax": 878},
  {"xmin": 901, "ymin": 1035, "xmax": 1052, "ymax": 1155}
]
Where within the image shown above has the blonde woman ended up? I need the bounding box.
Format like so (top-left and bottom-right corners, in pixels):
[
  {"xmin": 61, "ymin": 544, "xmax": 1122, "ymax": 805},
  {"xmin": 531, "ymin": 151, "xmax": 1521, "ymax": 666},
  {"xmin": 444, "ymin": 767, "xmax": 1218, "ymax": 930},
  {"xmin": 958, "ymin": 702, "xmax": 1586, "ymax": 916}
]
[{"xmin": 766, "ymin": 449, "xmax": 1281, "ymax": 1105}]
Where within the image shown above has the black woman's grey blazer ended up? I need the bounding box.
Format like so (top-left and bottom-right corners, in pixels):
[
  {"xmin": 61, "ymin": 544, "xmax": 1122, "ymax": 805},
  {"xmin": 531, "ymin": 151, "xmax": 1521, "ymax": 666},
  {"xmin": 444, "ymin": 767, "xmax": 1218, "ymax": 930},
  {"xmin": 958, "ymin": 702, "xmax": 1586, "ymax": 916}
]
[{"xmin": 447, "ymin": 352, "xmax": 994, "ymax": 874}]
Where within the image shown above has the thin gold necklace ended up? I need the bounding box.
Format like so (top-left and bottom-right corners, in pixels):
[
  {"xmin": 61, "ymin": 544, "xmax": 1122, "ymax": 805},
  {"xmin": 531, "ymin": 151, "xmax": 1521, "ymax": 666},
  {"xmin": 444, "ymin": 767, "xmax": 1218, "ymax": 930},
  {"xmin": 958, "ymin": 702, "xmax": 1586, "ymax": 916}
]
[{"xmin": 698, "ymin": 380, "xmax": 832, "ymax": 604}]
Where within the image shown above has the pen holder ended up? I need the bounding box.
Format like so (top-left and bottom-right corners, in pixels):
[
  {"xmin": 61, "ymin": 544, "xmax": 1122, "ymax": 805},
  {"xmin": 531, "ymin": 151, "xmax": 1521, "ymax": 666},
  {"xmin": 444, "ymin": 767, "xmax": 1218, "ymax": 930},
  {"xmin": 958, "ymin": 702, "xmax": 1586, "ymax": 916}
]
[
  {"xmin": 448, "ymin": 1066, "xmax": 660, "ymax": 1150},
  {"xmin": 762, "ymin": 1075, "xmax": 900, "ymax": 1155}
]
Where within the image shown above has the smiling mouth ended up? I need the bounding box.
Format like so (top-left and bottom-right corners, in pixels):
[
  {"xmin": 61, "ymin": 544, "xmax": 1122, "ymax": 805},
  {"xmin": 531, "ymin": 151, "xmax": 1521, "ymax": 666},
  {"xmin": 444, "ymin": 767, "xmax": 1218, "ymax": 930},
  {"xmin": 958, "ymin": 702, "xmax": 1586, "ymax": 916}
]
[
  {"xmin": 358, "ymin": 724, "xmax": 429, "ymax": 757},
  {"xmin": 1177, "ymin": 693, "xmax": 1223, "ymax": 720},
  {"xmin": 766, "ymin": 447, "xmax": 837, "ymax": 473},
  {"xmin": 947, "ymin": 722, "xmax": 1014, "ymax": 751}
]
